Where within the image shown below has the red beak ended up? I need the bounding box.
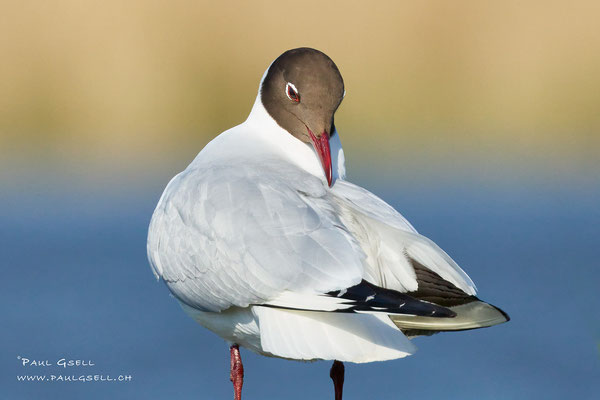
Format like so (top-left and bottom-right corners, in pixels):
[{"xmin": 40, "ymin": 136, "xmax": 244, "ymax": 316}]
[{"xmin": 308, "ymin": 129, "xmax": 333, "ymax": 187}]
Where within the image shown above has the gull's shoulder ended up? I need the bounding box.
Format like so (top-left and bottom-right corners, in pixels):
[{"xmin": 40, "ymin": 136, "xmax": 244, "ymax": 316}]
[{"xmin": 147, "ymin": 129, "xmax": 362, "ymax": 312}]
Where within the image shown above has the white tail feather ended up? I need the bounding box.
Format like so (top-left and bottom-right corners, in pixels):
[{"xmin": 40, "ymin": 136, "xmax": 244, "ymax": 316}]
[{"xmin": 253, "ymin": 306, "xmax": 416, "ymax": 363}]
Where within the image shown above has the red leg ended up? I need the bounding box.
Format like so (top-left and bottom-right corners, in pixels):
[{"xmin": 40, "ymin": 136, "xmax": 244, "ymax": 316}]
[
  {"xmin": 330, "ymin": 360, "xmax": 344, "ymax": 400},
  {"xmin": 229, "ymin": 344, "xmax": 244, "ymax": 400}
]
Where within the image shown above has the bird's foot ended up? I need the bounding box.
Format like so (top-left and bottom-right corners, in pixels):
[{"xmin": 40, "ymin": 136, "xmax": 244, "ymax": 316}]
[
  {"xmin": 330, "ymin": 360, "xmax": 344, "ymax": 400},
  {"xmin": 230, "ymin": 344, "xmax": 244, "ymax": 400}
]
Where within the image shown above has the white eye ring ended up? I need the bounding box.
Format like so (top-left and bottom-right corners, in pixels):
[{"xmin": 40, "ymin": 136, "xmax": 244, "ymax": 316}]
[
  {"xmin": 343, "ymin": 89, "xmax": 346, "ymax": 98},
  {"xmin": 285, "ymin": 82, "xmax": 300, "ymax": 102}
]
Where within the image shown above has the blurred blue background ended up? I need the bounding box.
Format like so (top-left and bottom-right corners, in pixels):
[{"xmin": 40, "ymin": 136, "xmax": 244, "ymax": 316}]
[
  {"xmin": 2, "ymin": 165, "xmax": 599, "ymax": 399},
  {"xmin": 2, "ymin": 1, "xmax": 600, "ymax": 399}
]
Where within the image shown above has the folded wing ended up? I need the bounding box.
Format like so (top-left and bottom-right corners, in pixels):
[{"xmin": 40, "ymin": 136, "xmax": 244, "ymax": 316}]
[
  {"xmin": 330, "ymin": 180, "xmax": 508, "ymax": 331},
  {"xmin": 331, "ymin": 179, "xmax": 476, "ymax": 295},
  {"xmin": 147, "ymin": 160, "xmax": 366, "ymax": 312}
]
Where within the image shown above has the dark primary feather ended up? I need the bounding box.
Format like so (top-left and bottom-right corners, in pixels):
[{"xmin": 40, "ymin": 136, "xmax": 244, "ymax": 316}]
[
  {"xmin": 325, "ymin": 280, "xmax": 456, "ymax": 317},
  {"xmin": 407, "ymin": 255, "xmax": 479, "ymax": 307}
]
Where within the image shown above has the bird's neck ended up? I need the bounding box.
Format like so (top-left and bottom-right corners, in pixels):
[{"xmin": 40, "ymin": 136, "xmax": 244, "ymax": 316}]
[{"xmin": 245, "ymin": 95, "xmax": 346, "ymax": 184}]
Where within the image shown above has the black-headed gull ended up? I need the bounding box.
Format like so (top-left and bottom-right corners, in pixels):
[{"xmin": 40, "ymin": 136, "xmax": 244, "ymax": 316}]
[{"xmin": 147, "ymin": 47, "xmax": 509, "ymax": 400}]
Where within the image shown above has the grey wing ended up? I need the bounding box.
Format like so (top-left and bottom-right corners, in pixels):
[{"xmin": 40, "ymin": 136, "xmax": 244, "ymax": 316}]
[
  {"xmin": 147, "ymin": 163, "xmax": 365, "ymax": 312},
  {"xmin": 331, "ymin": 180, "xmax": 509, "ymax": 332},
  {"xmin": 330, "ymin": 179, "xmax": 477, "ymax": 295}
]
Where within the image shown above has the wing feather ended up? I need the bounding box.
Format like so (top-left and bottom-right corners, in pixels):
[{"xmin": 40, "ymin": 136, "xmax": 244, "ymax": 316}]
[
  {"xmin": 148, "ymin": 161, "xmax": 477, "ymax": 315},
  {"xmin": 147, "ymin": 160, "xmax": 365, "ymax": 312},
  {"xmin": 330, "ymin": 180, "xmax": 477, "ymax": 296}
]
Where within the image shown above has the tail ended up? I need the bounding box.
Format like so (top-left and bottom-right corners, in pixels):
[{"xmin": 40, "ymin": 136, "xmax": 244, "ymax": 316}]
[{"xmin": 390, "ymin": 298, "xmax": 509, "ymax": 332}]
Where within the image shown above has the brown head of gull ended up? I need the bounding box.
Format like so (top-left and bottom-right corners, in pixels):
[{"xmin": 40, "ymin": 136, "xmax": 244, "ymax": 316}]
[{"xmin": 261, "ymin": 48, "xmax": 345, "ymax": 187}]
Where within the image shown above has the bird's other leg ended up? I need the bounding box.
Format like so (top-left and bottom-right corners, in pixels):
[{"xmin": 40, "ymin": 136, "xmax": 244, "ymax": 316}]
[
  {"xmin": 330, "ymin": 360, "xmax": 344, "ymax": 400},
  {"xmin": 229, "ymin": 344, "xmax": 244, "ymax": 400}
]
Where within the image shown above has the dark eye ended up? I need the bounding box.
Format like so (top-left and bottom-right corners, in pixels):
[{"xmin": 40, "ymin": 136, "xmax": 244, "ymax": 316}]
[{"xmin": 286, "ymin": 82, "xmax": 300, "ymax": 103}]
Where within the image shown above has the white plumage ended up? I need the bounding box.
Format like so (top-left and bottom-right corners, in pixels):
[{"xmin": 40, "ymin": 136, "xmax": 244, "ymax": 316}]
[{"xmin": 147, "ymin": 88, "xmax": 496, "ymax": 363}]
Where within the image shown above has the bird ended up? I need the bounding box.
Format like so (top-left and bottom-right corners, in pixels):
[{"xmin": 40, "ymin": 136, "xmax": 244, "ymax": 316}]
[{"xmin": 147, "ymin": 47, "xmax": 509, "ymax": 400}]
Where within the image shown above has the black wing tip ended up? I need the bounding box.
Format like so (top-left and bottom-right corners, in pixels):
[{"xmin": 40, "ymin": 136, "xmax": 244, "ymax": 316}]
[{"xmin": 326, "ymin": 280, "xmax": 456, "ymax": 318}]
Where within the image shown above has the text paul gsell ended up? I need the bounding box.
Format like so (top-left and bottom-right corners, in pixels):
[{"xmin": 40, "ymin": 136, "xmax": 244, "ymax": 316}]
[{"xmin": 18, "ymin": 357, "xmax": 95, "ymax": 368}]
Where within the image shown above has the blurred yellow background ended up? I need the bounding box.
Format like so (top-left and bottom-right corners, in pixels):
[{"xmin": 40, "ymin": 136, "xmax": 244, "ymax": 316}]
[{"xmin": 1, "ymin": 0, "xmax": 599, "ymax": 179}]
